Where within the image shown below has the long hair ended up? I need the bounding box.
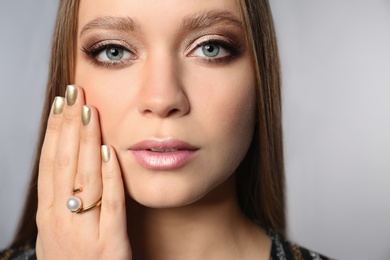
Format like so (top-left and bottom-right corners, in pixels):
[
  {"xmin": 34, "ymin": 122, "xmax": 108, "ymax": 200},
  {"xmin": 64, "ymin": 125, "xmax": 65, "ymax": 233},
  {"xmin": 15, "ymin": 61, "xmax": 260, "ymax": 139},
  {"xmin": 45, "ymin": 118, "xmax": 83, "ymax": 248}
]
[
  {"xmin": 11, "ymin": 0, "xmax": 80, "ymax": 246},
  {"xmin": 237, "ymin": 0, "xmax": 285, "ymax": 235},
  {"xmin": 11, "ymin": 0, "xmax": 285, "ymax": 247}
]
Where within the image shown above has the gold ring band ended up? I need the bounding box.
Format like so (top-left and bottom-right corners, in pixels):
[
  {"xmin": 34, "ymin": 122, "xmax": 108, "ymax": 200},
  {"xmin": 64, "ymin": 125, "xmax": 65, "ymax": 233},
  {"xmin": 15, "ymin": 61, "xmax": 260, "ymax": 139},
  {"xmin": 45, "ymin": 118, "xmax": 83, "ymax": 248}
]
[{"xmin": 76, "ymin": 198, "xmax": 102, "ymax": 214}]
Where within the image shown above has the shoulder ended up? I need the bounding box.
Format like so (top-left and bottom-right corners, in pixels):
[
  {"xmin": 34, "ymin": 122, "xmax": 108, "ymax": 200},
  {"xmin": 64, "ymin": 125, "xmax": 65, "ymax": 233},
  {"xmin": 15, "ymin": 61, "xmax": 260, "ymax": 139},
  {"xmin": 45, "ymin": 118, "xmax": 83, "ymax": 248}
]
[
  {"xmin": 0, "ymin": 244, "xmax": 36, "ymax": 260},
  {"xmin": 269, "ymin": 232, "xmax": 333, "ymax": 260}
]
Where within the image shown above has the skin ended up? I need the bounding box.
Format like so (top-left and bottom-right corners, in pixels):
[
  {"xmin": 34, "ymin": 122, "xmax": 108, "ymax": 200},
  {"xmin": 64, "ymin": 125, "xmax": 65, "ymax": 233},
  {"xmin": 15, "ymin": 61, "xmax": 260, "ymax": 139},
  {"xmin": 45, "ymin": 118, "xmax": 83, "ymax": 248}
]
[{"xmin": 36, "ymin": 0, "xmax": 271, "ymax": 259}]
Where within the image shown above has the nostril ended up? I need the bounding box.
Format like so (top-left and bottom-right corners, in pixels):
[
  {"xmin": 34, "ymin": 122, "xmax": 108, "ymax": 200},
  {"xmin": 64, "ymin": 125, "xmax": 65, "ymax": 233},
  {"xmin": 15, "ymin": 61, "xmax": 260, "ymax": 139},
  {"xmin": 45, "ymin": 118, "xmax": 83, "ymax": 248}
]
[
  {"xmin": 141, "ymin": 108, "xmax": 184, "ymax": 118},
  {"xmin": 166, "ymin": 108, "xmax": 181, "ymax": 117}
]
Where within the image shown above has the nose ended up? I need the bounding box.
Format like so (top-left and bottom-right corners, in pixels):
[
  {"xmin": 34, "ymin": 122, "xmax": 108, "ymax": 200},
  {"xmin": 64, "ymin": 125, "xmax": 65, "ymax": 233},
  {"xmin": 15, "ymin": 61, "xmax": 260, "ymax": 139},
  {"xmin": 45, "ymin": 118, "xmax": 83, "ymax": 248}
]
[{"xmin": 137, "ymin": 52, "xmax": 190, "ymax": 118}]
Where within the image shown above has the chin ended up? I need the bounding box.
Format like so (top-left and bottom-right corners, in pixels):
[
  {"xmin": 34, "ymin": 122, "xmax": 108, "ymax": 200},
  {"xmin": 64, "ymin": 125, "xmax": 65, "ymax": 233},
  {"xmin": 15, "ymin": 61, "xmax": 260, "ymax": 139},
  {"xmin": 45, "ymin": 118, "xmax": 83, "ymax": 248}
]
[
  {"xmin": 129, "ymin": 188, "xmax": 208, "ymax": 209},
  {"xmin": 123, "ymin": 173, "xmax": 226, "ymax": 209}
]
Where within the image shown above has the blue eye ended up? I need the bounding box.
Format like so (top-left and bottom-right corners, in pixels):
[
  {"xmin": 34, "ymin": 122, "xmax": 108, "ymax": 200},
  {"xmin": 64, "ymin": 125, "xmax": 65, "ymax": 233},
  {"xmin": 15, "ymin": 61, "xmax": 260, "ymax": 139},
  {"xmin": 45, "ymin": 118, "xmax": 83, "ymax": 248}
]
[
  {"xmin": 97, "ymin": 45, "xmax": 132, "ymax": 61},
  {"xmin": 202, "ymin": 44, "xmax": 220, "ymax": 57},
  {"xmin": 193, "ymin": 42, "xmax": 228, "ymax": 58},
  {"xmin": 106, "ymin": 47, "xmax": 124, "ymax": 60}
]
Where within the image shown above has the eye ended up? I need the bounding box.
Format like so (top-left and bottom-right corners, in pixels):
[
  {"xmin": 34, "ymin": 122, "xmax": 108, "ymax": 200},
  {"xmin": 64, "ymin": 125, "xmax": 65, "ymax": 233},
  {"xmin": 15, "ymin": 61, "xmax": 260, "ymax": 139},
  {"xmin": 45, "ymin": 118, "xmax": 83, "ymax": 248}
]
[
  {"xmin": 82, "ymin": 42, "xmax": 136, "ymax": 68},
  {"xmin": 187, "ymin": 37, "xmax": 243, "ymax": 64},
  {"xmin": 96, "ymin": 45, "xmax": 132, "ymax": 61},
  {"xmin": 193, "ymin": 42, "xmax": 228, "ymax": 58}
]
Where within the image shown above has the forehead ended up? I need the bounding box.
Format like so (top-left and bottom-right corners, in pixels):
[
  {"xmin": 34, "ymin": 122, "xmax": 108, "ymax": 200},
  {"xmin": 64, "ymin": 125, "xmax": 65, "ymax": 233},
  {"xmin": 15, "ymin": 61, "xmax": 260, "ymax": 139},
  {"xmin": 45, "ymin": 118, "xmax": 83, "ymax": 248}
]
[{"xmin": 78, "ymin": 0, "xmax": 243, "ymax": 30}]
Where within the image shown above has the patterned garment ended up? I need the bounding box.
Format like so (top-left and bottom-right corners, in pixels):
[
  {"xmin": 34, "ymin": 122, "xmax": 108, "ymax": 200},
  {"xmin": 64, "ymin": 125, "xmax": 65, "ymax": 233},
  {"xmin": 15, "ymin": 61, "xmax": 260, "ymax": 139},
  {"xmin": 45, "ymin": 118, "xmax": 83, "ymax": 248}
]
[
  {"xmin": 0, "ymin": 234, "xmax": 331, "ymax": 260},
  {"xmin": 0, "ymin": 244, "xmax": 36, "ymax": 260},
  {"xmin": 269, "ymin": 233, "xmax": 331, "ymax": 260}
]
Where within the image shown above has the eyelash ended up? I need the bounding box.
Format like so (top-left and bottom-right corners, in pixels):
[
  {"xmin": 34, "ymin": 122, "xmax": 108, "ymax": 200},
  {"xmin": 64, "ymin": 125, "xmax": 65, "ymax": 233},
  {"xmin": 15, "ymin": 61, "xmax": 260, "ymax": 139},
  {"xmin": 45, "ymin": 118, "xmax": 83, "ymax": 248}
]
[
  {"xmin": 82, "ymin": 42, "xmax": 134, "ymax": 69},
  {"xmin": 81, "ymin": 38, "xmax": 242, "ymax": 68},
  {"xmin": 190, "ymin": 39, "xmax": 242, "ymax": 64}
]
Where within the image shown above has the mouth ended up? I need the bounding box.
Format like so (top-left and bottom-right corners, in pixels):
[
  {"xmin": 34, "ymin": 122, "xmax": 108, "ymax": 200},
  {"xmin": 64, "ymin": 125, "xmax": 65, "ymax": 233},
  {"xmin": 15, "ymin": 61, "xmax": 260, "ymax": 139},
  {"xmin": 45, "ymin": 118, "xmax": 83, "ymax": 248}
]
[
  {"xmin": 129, "ymin": 139, "xmax": 198, "ymax": 170},
  {"xmin": 149, "ymin": 148, "xmax": 179, "ymax": 153}
]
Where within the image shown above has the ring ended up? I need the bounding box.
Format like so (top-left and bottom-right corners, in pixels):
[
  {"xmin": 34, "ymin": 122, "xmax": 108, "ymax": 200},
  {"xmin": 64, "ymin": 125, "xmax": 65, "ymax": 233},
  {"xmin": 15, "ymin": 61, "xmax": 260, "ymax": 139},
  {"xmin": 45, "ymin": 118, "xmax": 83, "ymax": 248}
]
[{"xmin": 66, "ymin": 187, "xmax": 102, "ymax": 214}]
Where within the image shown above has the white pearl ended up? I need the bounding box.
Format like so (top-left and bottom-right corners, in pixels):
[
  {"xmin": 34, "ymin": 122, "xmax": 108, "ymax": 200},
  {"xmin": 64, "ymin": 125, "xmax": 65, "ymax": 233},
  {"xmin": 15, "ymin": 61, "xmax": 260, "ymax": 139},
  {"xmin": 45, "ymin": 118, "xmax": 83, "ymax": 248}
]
[{"xmin": 66, "ymin": 196, "xmax": 82, "ymax": 212}]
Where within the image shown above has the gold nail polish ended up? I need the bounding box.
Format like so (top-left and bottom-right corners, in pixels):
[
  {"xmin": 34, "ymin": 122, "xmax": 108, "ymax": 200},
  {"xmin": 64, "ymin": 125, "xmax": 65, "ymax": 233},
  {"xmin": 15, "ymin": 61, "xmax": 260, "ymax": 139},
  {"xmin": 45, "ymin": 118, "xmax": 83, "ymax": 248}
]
[
  {"xmin": 81, "ymin": 106, "xmax": 91, "ymax": 126},
  {"xmin": 101, "ymin": 145, "xmax": 111, "ymax": 163},
  {"xmin": 53, "ymin": 97, "xmax": 65, "ymax": 115},
  {"xmin": 66, "ymin": 85, "xmax": 77, "ymax": 106}
]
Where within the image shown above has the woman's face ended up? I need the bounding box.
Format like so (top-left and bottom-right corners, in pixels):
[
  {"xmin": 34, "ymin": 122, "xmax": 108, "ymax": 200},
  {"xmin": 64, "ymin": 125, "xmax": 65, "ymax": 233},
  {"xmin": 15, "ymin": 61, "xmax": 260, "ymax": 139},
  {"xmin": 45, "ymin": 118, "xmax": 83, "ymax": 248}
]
[{"xmin": 75, "ymin": 0, "xmax": 256, "ymax": 208}]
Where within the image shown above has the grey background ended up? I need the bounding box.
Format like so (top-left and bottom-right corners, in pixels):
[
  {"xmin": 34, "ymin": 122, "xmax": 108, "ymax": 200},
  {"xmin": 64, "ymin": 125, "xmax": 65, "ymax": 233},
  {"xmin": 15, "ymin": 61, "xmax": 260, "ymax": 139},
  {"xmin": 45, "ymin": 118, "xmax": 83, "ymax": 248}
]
[{"xmin": 1, "ymin": 1, "xmax": 390, "ymax": 259}]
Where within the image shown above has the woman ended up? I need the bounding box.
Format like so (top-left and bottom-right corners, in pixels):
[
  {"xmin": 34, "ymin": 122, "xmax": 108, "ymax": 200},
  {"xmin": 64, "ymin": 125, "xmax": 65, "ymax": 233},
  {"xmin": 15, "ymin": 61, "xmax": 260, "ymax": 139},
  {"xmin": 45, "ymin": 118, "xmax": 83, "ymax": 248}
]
[{"xmin": 1, "ymin": 0, "xmax": 329, "ymax": 259}]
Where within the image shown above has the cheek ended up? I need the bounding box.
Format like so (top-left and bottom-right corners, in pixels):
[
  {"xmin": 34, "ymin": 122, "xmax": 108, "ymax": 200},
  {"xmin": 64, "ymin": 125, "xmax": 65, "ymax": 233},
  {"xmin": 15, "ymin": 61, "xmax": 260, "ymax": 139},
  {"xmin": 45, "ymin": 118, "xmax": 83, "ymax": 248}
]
[
  {"xmin": 213, "ymin": 82, "xmax": 256, "ymax": 164},
  {"xmin": 184, "ymin": 61, "xmax": 257, "ymax": 177},
  {"xmin": 75, "ymin": 63, "xmax": 138, "ymax": 143},
  {"xmin": 186, "ymin": 62, "xmax": 257, "ymax": 141}
]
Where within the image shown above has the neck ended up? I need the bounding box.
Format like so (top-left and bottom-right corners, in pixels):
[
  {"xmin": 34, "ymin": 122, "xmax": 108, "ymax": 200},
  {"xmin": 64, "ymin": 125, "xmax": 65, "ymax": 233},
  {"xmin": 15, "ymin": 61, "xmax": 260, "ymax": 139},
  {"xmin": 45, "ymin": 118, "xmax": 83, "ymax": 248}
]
[{"xmin": 126, "ymin": 177, "xmax": 271, "ymax": 260}]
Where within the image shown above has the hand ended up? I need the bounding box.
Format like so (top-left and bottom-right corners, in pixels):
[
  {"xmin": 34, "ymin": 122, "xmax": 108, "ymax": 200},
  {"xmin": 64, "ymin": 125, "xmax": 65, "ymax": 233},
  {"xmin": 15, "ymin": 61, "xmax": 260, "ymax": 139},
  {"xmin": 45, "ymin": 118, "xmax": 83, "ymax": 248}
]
[{"xmin": 36, "ymin": 85, "xmax": 132, "ymax": 259}]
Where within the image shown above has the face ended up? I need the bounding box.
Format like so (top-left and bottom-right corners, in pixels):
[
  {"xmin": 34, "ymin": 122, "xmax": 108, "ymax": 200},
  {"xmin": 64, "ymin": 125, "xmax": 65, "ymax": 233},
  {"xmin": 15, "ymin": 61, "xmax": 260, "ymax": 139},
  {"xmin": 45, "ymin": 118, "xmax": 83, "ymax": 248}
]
[{"xmin": 75, "ymin": 0, "xmax": 256, "ymax": 208}]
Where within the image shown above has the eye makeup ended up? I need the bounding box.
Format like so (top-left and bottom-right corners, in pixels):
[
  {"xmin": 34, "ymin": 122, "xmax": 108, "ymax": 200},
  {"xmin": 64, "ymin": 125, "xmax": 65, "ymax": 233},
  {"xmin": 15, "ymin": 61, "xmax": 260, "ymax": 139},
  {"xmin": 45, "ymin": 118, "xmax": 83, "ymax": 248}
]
[
  {"xmin": 186, "ymin": 34, "xmax": 244, "ymax": 64},
  {"xmin": 82, "ymin": 42, "xmax": 134, "ymax": 69},
  {"xmin": 79, "ymin": 21, "xmax": 246, "ymax": 69}
]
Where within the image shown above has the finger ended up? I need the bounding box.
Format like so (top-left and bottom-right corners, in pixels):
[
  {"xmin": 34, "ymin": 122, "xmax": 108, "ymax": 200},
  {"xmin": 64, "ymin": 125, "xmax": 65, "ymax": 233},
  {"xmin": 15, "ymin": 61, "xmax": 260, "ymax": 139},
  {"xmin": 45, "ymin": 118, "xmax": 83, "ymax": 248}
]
[
  {"xmin": 54, "ymin": 85, "xmax": 85, "ymax": 209},
  {"xmin": 99, "ymin": 145, "xmax": 128, "ymax": 239},
  {"xmin": 38, "ymin": 97, "xmax": 65, "ymax": 210},
  {"xmin": 74, "ymin": 106, "xmax": 102, "ymax": 228}
]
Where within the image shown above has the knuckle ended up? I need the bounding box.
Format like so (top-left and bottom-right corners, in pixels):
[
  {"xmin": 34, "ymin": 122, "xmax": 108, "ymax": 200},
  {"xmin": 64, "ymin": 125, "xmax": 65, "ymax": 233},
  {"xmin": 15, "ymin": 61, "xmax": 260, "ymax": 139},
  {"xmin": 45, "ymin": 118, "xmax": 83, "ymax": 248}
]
[
  {"xmin": 80, "ymin": 128, "xmax": 97, "ymax": 144},
  {"xmin": 102, "ymin": 199, "xmax": 125, "ymax": 212},
  {"xmin": 62, "ymin": 109, "xmax": 79, "ymax": 124},
  {"xmin": 36, "ymin": 209, "xmax": 58, "ymax": 233},
  {"xmin": 76, "ymin": 171, "xmax": 94, "ymax": 186},
  {"xmin": 52, "ymin": 215, "xmax": 66, "ymax": 231},
  {"xmin": 47, "ymin": 117, "xmax": 62, "ymax": 132},
  {"xmin": 54, "ymin": 153, "xmax": 71, "ymax": 170},
  {"xmin": 50, "ymin": 215, "xmax": 71, "ymax": 239},
  {"xmin": 103, "ymin": 168, "xmax": 117, "ymax": 180}
]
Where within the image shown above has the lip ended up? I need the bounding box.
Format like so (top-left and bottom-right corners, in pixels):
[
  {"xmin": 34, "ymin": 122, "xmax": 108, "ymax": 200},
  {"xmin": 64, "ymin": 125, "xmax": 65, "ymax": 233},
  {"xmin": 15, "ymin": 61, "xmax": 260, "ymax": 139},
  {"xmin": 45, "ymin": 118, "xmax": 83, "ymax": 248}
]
[{"xmin": 129, "ymin": 139, "xmax": 199, "ymax": 170}]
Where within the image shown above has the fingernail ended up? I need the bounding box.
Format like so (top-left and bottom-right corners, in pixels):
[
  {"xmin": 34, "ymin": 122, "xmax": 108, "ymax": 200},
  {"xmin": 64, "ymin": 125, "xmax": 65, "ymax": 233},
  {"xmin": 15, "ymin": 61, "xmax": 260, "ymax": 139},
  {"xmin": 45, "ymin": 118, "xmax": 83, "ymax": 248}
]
[
  {"xmin": 81, "ymin": 106, "xmax": 91, "ymax": 126},
  {"xmin": 66, "ymin": 85, "xmax": 77, "ymax": 106},
  {"xmin": 53, "ymin": 97, "xmax": 64, "ymax": 115},
  {"xmin": 101, "ymin": 145, "xmax": 111, "ymax": 163}
]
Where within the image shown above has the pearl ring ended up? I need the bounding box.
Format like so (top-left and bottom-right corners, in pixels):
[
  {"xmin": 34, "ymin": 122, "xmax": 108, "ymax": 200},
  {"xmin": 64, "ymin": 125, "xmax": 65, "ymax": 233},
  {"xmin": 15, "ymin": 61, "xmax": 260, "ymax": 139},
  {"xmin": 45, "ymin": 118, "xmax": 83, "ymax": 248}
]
[{"xmin": 66, "ymin": 187, "xmax": 102, "ymax": 214}]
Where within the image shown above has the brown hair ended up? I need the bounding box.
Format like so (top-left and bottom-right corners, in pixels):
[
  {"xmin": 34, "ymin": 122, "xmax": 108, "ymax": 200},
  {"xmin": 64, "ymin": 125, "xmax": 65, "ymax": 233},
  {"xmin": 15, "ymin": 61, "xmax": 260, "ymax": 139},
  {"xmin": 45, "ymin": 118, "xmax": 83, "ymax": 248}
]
[
  {"xmin": 11, "ymin": 0, "xmax": 285, "ymax": 247},
  {"xmin": 237, "ymin": 0, "xmax": 285, "ymax": 235}
]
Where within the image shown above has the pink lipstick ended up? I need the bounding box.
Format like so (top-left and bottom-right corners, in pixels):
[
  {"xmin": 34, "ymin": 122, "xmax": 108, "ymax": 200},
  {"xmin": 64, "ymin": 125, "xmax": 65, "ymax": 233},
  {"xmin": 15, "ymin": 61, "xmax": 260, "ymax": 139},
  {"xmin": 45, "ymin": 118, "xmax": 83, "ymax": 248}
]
[{"xmin": 130, "ymin": 139, "xmax": 198, "ymax": 170}]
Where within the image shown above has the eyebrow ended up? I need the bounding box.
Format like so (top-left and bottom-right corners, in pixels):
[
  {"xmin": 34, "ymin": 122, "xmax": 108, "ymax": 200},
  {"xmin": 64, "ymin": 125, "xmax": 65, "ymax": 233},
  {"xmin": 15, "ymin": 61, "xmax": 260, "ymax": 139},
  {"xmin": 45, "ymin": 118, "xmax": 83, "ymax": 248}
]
[
  {"xmin": 181, "ymin": 10, "xmax": 243, "ymax": 31},
  {"xmin": 80, "ymin": 16, "xmax": 140, "ymax": 37},
  {"xmin": 79, "ymin": 10, "xmax": 242, "ymax": 38}
]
